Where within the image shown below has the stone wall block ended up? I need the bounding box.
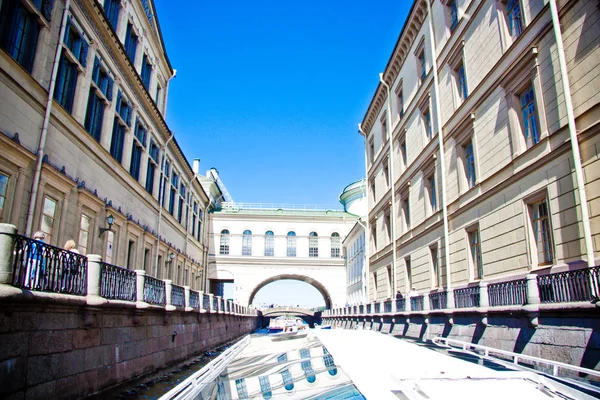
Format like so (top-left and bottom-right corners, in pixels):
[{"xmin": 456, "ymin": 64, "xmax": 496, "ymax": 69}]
[
  {"xmin": 0, "ymin": 332, "xmax": 28, "ymax": 359},
  {"xmin": 84, "ymin": 345, "xmax": 113, "ymax": 371},
  {"xmin": 0, "ymin": 357, "xmax": 27, "ymax": 395},
  {"xmin": 26, "ymin": 381, "xmax": 56, "ymax": 400},
  {"xmin": 0, "ymin": 311, "xmax": 11, "ymax": 333},
  {"xmin": 95, "ymin": 365, "xmax": 117, "ymax": 392},
  {"xmin": 72, "ymin": 329, "xmax": 101, "ymax": 349},
  {"xmin": 10, "ymin": 312, "xmax": 37, "ymax": 332},
  {"xmin": 27, "ymin": 354, "xmax": 60, "ymax": 386},
  {"xmin": 57, "ymin": 349, "xmax": 85, "ymax": 378},
  {"xmin": 28, "ymin": 330, "xmax": 72, "ymax": 356},
  {"xmin": 36, "ymin": 313, "xmax": 80, "ymax": 331}
]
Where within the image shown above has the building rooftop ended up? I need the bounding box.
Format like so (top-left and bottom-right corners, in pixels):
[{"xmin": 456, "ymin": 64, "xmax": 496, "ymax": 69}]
[{"xmin": 215, "ymin": 202, "xmax": 354, "ymax": 218}]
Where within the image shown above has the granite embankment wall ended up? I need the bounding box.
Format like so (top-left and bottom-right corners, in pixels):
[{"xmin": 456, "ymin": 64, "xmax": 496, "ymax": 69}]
[
  {"xmin": 324, "ymin": 305, "xmax": 600, "ymax": 371},
  {"xmin": 0, "ymin": 289, "xmax": 259, "ymax": 399}
]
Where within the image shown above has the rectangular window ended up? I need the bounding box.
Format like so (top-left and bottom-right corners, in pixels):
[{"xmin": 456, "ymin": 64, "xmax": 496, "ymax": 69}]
[
  {"xmin": 456, "ymin": 62, "xmax": 468, "ymax": 102},
  {"xmin": 116, "ymin": 91, "xmax": 132, "ymax": 127},
  {"xmin": 63, "ymin": 18, "xmax": 88, "ymax": 66},
  {"xmin": 40, "ymin": 196, "xmax": 58, "ymax": 243},
  {"xmin": 381, "ymin": 116, "xmax": 388, "ymax": 142},
  {"xmin": 400, "ymin": 139, "xmax": 407, "ymax": 168},
  {"xmin": 0, "ymin": 1, "xmax": 40, "ymax": 73},
  {"xmin": 397, "ymin": 87, "xmax": 404, "ymax": 118},
  {"xmin": 530, "ymin": 199, "xmax": 553, "ymax": 265},
  {"xmin": 77, "ymin": 214, "xmax": 91, "ymax": 255},
  {"xmin": 104, "ymin": 0, "xmax": 121, "ymax": 31},
  {"xmin": 403, "ymin": 198, "xmax": 410, "ymax": 229},
  {"xmin": 168, "ymin": 187, "xmax": 176, "ymax": 215},
  {"xmin": 287, "ymin": 234, "xmax": 296, "ymax": 257},
  {"xmin": 368, "ymin": 139, "xmax": 375, "ymax": 162},
  {"xmin": 141, "ymin": 54, "xmax": 152, "ymax": 89},
  {"xmin": 405, "ymin": 257, "xmax": 412, "ymax": 290},
  {"xmin": 449, "ymin": 0, "xmax": 459, "ymax": 32},
  {"xmin": 124, "ymin": 22, "xmax": 138, "ymax": 62},
  {"xmin": 520, "ymin": 85, "xmax": 539, "ymax": 147},
  {"xmin": 134, "ymin": 120, "xmax": 147, "ymax": 147},
  {"xmin": 177, "ymin": 197, "xmax": 184, "ymax": 223},
  {"xmin": 464, "ymin": 140, "xmax": 476, "ymax": 188},
  {"xmin": 126, "ymin": 239, "xmax": 135, "ymax": 269},
  {"xmin": 383, "ymin": 163, "xmax": 390, "ymax": 188},
  {"xmin": 418, "ymin": 50, "xmax": 426, "ymax": 83},
  {"xmin": 84, "ymin": 90, "xmax": 105, "ymax": 142},
  {"xmin": 423, "ymin": 108, "xmax": 432, "ymax": 140},
  {"xmin": 130, "ymin": 142, "xmax": 143, "ymax": 180},
  {"xmin": 110, "ymin": 118, "xmax": 126, "ymax": 163},
  {"xmin": 265, "ymin": 233, "xmax": 274, "ymax": 256},
  {"xmin": 431, "ymin": 246, "xmax": 440, "ymax": 287},
  {"xmin": 370, "ymin": 179, "xmax": 376, "ymax": 203},
  {"xmin": 309, "ymin": 234, "xmax": 319, "ymax": 257},
  {"xmin": 145, "ymin": 162, "xmax": 155, "ymax": 194},
  {"xmin": 384, "ymin": 213, "xmax": 391, "ymax": 243},
  {"xmin": 469, "ymin": 229, "xmax": 483, "ymax": 279},
  {"xmin": 53, "ymin": 51, "xmax": 79, "ymax": 113},
  {"xmin": 0, "ymin": 173, "xmax": 9, "ymax": 221},
  {"xmin": 149, "ymin": 139, "xmax": 159, "ymax": 163},
  {"xmin": 92, "ymin": 57, "xmax": 113, "ymax": 100},
  {"xmin": 429, "ymin": 175, "xmax": 437, "ymax": 212},
  {"xmin": 506, "ymin": 0, "xmax": 523, "ymax": 39}
]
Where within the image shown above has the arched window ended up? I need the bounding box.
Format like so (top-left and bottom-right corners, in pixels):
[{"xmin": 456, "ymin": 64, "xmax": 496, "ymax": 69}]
[
  {"xmin": 309, "ymin": 232, "xmax": 318, "ymax": 257},
  {"xmin": 323, "ymin": 347, "xmax": 338, "ymax": 376},
  {"xmin": 300, "ymin": 348, "xmax": 316, "ymax": 383},
  {"xmin": 220, "ymin": 229, "xmax": 230, "ymax": 255},
  {"xmin": 242, "ymin": 230, "xmax": 252, "ymax": 256},
  {"xmin": 331, "ymin": 232, "xmax": 340, "ymax": 258},
  {"xmin": 264, "ymin": 231, "xmax": 274, "ymax": 256},
  {"xmin": 287, "ymin": 231, "xmax": 296, "ymax": 257}
]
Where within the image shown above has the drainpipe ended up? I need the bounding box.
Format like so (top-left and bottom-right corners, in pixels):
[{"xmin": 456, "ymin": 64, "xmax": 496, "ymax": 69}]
[
  {"xmin": 202, "ymin": 198, "xmax": 212, "ymax": 293},
  {"xmin": 548, "ymin": 0, "xmax": 595, "ymax": 269},
  {"xmin": 358, "ymin": 124, "xmax": 370, "ymax": 303},
  {"xmin": 426, "ymin": 0, "xmax": 453, "ymax": 308},
  {"xmin": 154, "ymin": 132, "xmax": 174, "ymax": 276},
  {"xmin": 163, "ymin": 69, "xmax": 177, "ymax": 116},
  {"xmin": 379, "ymin": 74, "xmax": 399, "ymax": 298},
  {"xmin": 25, "ymin": 0, "xmax": 72, "ymax": 237}
]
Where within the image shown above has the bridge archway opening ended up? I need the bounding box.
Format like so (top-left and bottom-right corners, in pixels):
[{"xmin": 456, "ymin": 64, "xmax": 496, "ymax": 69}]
[{"xmin": 248, "ymin": 274, "xmax": 331, "ymax": 309}]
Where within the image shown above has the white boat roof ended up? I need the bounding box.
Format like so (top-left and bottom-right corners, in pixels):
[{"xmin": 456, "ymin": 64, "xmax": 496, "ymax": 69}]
[{"xmin": 314, "ymin": 329, "xmax": 593, "ymax": 400}]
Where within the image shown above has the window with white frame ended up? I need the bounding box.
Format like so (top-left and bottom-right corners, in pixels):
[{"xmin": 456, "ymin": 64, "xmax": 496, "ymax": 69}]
[
  {"xmin": 309, "ymin": 232, "xmax": 319, "ymax": 257},
  {"xmin": 40, "ymin": 196, "xmax": 58, "ymax": 244},
  {"xmin": 463, "ymin": 139, "xmax": 477, "ymax": 189},
  {"xmin": 383, "ymin": 160, "xmax": 390, "ymax": 188},
  {"xmin": 287, "ymin": 231, "xmax": 296, "ymax": 257},
  {"xmin": 54, "ymin": 17, "xmax": 88, "ymax": 114},
  {"xmin": 505, "ymin": 0, "xmax": 523, "ymax": 39},
  {"xmin": 368, "ymin": 138, "xmax": 375, "ymax": 163},
  {"xmin": 422, "ymin": 106, "xmax": 432, "ymax": 141},
  {"xmin": 220, "ymin": 229, "xmax": 230, "ymax": 255},
  {"xmin": 146, "ymin": 138, "xmax": 159, "ymax": 195},
  {"xmin": 520, "ymin": 84, "xmax": 540, "ymax": 148},
  {"xmin": 401, "ymin": 190, "xmax": 410, "ymax": 231},
  {"xmin": 395, "ymin": 82, "xmax": 404, "ymax": 119},
  {"xmin": 455, "ymin": 60, "xmax": 468, "ymax": 103},
  {"xmin": 130, "ymin": 118, "xmax": 147, "ymax": 181},
  {"xmin": 85, "ymin": 57, "xmax": 114, "ymax": 142},
  {"xmin": 0, "ymin": 173, "xmax": 9, "ymax": 222},
  {"xmin": 371, "ymin": 224, "xmax": 377, "ymax": 254},
  {"xmin": 448, "ymin": 0, "xmax": 459, "ymax": 33},
  {"xmin": 399, "ymin": 135, "xmax": 407, "ymax": 170},
  {"xmin": 431, "ymin": 245, "xmax": 440, "ymax": 288},
  {"xmin": 331, "ymin": 232, "xmax": 340, "ymax": 258},
  {"xmin": 467, "ymin": 226, "xmax": 483, "ymax": 279},
  {"xmin": 242, "ymin": 230, "xmax": 252, "ymax": 256},
  {"xmin": 527, "ymin": 196, "xmax": 554, "ymax": 266},
  {"xmin": 264, "ymin": 231, "xmax": 274, "ymax": 256},
  {"xmin": 77, "ymin": 214, "xmax": 91, "ymax": 255},
  {"xmin": 381, "ymin": 113, "xmax": 388, "ymax": 143},
  {"xmin": 384, "ymin": 212, "xmax": 391, "ymax": 244},
  {"xmin": 426, "ymin": 173, "xmax": 437, "ymax": 215},
  {"xmin": 370, "ymin": 178, "xmax": 376, "ymax": 204},
  {"xmin": 417, "ymin": 46, "xmax": 427, "ymax": 84},
  {"xmin": 405, "ymin": 256, "xmax": 412, "ymax": 290}
]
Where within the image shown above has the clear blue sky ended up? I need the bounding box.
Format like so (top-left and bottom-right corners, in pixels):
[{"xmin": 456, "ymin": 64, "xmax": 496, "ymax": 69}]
[
  {"xmin": 153, "ymin": 1, "xmax": 411, "ymax": 306},
  {"xmin": 154, "ymin": 0, "xmax": 410, "ymax": 209}
]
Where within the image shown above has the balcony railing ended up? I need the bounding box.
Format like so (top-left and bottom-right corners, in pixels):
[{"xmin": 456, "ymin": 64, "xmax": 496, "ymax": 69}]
[
  {"xmin": 189, "ymin": 290, "xmax": 200, "ymax": 309},
  {"xmin": 0, "ymin": 228, "xmax": 257, "ymax": 317},
  {"xmin": 374, "ymin": 302, "xmax": 381, "ymax": 313},
  {"xmin": 396, "ymin": 298, "xmax": 406, "ymax": 312},
  {"xmin": 10, "ymin": 234, "xmax": 87, "ymax": 295},
  {"xmin": 411, "ymin": 295, "xmax": 424, "ymax": 311},
  {"xmin": 144, "ymin": 276, "xmax": 166, "ymax": 306},
  {"xmin": 383, "ymin": 300, "xmax": 392, "ymax": 313},
  {"xmin": 429, "ymin": 291, "xmax": 447, "ymax": 310},
  {"xmin": 488, "ymin": 278, "xmax": 527, "ymax": 306},
  {"xmin": 538, "ymin": 266, "xmax": 600, "ymax": 303},
  {"xmin": 454, "ymin": 286, "xmax": 480, "ymax": 308},
  {"xmin": 171, "ymin": 284, "xmax": 185, "ymax": 307},
  {"xmin": 100, "ymin": 262, "xmax": 136, "ymax": 301}
]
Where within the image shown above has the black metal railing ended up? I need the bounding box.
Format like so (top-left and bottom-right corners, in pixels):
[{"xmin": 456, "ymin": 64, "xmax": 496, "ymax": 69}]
[
  {"xmin": 411, "ymin": 295, "xmax": 424, "ymax": 311},
  {"xmin": 100, "ymin": 262, "xmax": 136, "ymax": 301},
  {"xmin": 454, "ymin": 286, "xmax": 480, "ymax": 308},
  {"xmin": 144, "ymin": 275, "xmax": 166, "ymax": 305},
  {"xmin": 366, "ymin": 303, "xmax": 372, "ymax": 314},
  {"xmin": 171, "ymin": 284, "xmax": 185, "ymax": 307},
  {"xmin": 203, "ymin": 293, "xmax": 210, "ymax": 309},
  {"xmin": 10, "ymin": 234, "xmax": 87, "ymax": 295},
  {"xmin": 429, "ymin": 291, "xmax": 447, "ymax": 310},
  {"xmin": 189, "ymin": 290, "xmax": 200, "ymax": 309},
  {"xmin": 538, "ymin": 266, "xmax": 600, "ymax": 303},
  {"xmin": 212, "ymin": 296, "xmax": 218, "ymax": 310},
  {"xmin": 488, "ymin": 278, "xmax": 527, "ymax": 306},
  {"xmin": 220, "ymin": 297, "xmax": 225, "ymax": 311},
  {"xmin": 374, "ymin": 302, "xmax": 381, "ymax": 313},
  {"xmin": 384, "ymin": 300, "xmax": 392, "ymax": 313},
  {"xmin": 359, "ymin": 304, "xmax": 364, "ymax": 314},
  {"xmin": 395, "ymin": 298, "xmax": 406, "ymax": 312}
]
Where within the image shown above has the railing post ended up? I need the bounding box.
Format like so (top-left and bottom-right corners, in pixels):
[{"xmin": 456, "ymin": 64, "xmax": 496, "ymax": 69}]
[
  {"xmin": 184, "ymin": 285, "xmax": 192, "ymax": 311},
  {"xmin": 86, "ymin": 254, "xmax": 107, "ymax": 305},
  {"xmin": 0, "ymin": 223, "xmax": 17, "ymax": 284},
  {"xmin": 208, "ymin": 293, "xmax": 214, "ymax": 313},
  {"xmin": 407, "ymin": 293, "xmax": 413, "ymax": 312},
  {"xmin": 526, "ymin": 274, "xmax": 541, "ymax": 305},
  {"xmin": 135, "ymin": 269, "xmax": 148, "ymax": 308},
  {"xmin": 423, "ymin": 293, "xmax": 431, "ymax": 311},
  {"xmin": 479, "ymin": 281, "xmax": 489, "ymax": 308},
  {"xmin": 164, "ymin": 279, "xmax": 175, "ymax": 311}
]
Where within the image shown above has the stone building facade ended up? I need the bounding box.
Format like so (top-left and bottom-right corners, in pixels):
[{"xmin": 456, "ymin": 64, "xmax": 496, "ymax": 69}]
[
  {"xmin": 0, "ymin": 0, "xmax": 209, "ymax": 289},
  {"xmin": 361, "ymin": 0, "xmax": 600, "ymax": 301}
]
